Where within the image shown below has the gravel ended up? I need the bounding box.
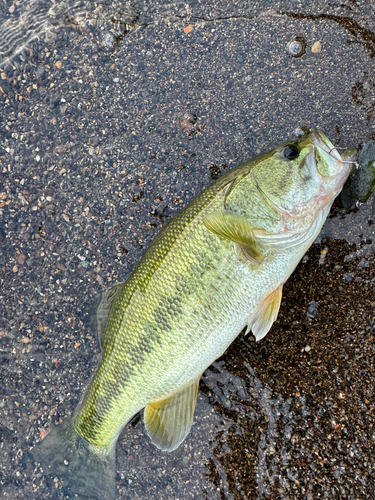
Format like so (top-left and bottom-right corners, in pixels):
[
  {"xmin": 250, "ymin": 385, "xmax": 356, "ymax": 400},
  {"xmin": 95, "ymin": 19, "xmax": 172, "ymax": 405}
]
[{"xmin": 0, "ymin": 1, "xmax": 374, "ymax": 499}]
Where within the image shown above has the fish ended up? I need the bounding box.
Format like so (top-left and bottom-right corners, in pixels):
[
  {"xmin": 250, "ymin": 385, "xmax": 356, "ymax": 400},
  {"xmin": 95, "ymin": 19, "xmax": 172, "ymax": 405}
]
[{"xmin": 30, "ymin": 129, "xmax": 353, "ymax": 499}]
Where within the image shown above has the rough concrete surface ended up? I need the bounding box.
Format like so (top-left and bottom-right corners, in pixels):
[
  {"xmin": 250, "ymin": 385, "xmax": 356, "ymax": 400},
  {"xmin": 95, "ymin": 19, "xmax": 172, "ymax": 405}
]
[{"xmin": 0, "ymin": 0, "xmax": 374, "ymax": 499}]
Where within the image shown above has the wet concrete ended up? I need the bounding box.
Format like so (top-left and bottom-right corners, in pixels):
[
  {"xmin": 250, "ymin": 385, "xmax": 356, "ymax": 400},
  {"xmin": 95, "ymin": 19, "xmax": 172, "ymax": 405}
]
[{"xmin": 0, "ymin": 0, "xmax": 374, "ymax": 499}]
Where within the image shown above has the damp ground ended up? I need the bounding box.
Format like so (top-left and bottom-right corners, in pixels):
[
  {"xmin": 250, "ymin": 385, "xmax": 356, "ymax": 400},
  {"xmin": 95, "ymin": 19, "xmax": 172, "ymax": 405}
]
[{"xmin": 0, "ymin": 1, "xmax": 374, "ymax": 499}]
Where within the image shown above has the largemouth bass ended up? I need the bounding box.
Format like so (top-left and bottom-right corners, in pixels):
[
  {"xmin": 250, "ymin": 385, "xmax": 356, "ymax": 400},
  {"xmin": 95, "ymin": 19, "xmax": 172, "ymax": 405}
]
[{"xmin": 31, "ymin": 130, "xmax": 353, "ymax": 499}]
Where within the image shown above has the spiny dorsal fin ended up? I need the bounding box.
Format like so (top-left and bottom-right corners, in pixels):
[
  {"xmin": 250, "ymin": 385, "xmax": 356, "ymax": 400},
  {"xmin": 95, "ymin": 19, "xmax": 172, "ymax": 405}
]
[
  {"xmin": 96, "ymin": 283, "xmax": 123, "ymax": 349},
  {"xmin": 144, "ymin": 378, "xmax": 200, "ymax": 452},
  {"xmin": 247, "ymin": 284, "xmax": 283, "ymax": 341},
  {"xmin": 203, "ymin": 210, "xmax": 264, "ymax": 264}
]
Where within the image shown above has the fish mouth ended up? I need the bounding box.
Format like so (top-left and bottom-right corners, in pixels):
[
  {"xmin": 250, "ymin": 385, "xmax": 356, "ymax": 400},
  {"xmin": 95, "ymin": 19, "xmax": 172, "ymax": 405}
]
[
  {"xmin": 297, "ymin": 130, "xmax": 345, "ymax": 182},
  {"xmin": 307, "ymin": 129, "xmax": 354, "ymax": 186},
  {"xmin": 308, "ymin": 129, "xmax": 342, "ymax": 162},
  {"xmin": 306, "ymin": 130, "xmax": 354, "ymax": 210}
]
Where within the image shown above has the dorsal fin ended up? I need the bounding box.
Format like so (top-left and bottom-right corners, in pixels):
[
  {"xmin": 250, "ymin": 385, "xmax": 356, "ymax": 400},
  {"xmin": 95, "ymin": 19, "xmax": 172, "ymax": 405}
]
[{"xmin": 96, "ymin": 283, "xmax": 123, "ymax": 349}]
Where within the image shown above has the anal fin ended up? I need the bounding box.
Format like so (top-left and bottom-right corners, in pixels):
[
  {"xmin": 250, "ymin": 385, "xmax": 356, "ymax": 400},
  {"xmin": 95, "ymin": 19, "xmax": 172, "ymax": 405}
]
[
  {"xmin": 248, "ymin": 284, "xmax": 283, "ymax": 341},
  {"xmin": 144, "ymin": 378, "xmax": 200, "ymax": 452}
]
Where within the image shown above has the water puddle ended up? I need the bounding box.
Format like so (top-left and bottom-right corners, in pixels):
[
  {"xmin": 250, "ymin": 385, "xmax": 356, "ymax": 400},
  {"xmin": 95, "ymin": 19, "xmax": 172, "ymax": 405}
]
[{"xmin": 0, "ymin": 0, "xmax": 145, "ymax": 67}]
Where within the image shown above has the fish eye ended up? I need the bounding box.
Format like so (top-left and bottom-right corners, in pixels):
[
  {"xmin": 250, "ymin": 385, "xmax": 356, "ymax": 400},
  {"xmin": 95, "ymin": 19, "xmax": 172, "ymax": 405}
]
[{"xmin": 283, "ymin": 144, "xmax": 299, "ymax": 160}]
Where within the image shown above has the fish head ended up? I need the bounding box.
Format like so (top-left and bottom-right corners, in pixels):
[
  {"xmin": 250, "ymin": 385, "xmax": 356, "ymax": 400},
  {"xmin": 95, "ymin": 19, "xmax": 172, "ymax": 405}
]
[{"xmin": 251, "ymin": 129, "xmax": 353, "ymax": 225}]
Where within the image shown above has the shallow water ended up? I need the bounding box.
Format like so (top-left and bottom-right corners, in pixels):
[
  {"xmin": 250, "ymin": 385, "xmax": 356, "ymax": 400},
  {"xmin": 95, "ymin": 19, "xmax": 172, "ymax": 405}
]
[{"xmin": 0, "ymin": 1, "xmax": 374, "ymax": 499}]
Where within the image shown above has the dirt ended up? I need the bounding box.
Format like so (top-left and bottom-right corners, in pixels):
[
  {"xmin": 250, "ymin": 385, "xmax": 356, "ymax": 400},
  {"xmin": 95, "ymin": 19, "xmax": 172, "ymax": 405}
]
[{"xmin": 0, "ymin": 1, "xmax": 374, "ymax": 499}]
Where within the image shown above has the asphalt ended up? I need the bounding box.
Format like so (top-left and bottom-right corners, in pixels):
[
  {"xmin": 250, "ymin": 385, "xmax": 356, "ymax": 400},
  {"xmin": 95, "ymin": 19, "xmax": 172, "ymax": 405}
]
[{"xmin": 0, "ymin": 1, "xmax": 374, "ymax": 499}]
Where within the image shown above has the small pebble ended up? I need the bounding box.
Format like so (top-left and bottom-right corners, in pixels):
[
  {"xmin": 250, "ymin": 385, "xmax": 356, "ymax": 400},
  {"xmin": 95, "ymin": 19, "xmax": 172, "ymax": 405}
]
[
  {"xmin": 89, "ymin": 136, "xmax": 100, "ymax": 146},
  {"xmin": 342, "ymin": 273, "xmax": 354, "ymax": 283},
  {"xmin": 358, "ymin": 259, "xmax": 369, "ymax": 268},
  {"xmin": 17, "ymin": 253, "xmax": 27, "ymax": 265},
  {"xmin": 287, "ymin": 37, "xmax": 306, "ymax": 57},
  {"xmin": 103, "ymin": 33, "xmax": 115, "ymax": 48},
  {"xmin": 319, "ymin": 247, "xmax": 328, "ymax": 265},
  {"xmin": 312, "ymin": 41, "xmax": 322, "ymax": 53},
  {"xmin": 307, "ymin": 300, "xmax": 319, "ymax": 319},
  {"xmin": 35, "ymin": 66, "xmax": 45, "ymax": 79},
  {"xmin": 294, "ymin": 127, "xmax": 304, "ymax": 137}
]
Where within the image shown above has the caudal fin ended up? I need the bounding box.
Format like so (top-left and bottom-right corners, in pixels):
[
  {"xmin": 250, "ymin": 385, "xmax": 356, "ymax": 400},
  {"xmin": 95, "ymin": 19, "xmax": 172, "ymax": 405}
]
[{"xmin": 30, "ymin": 419, "xmax": 115, "ymax": 500}]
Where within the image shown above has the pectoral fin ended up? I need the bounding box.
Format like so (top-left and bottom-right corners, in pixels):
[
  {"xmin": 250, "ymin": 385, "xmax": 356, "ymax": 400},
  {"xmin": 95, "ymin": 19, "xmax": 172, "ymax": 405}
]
[
  {"xmin": 96, "ymin": 283, "xmax": 123, "ymax": 349},
  {"xmin": 144, "ymin": 378, "xmax": 200, "ymax": 452},
  {"xmin": 248, "ymin": 284, "xmax": 283, "ymax": 341},
  {"xmin": 203, "ymin": 210, "xmax": 264, "ymax": 264}
]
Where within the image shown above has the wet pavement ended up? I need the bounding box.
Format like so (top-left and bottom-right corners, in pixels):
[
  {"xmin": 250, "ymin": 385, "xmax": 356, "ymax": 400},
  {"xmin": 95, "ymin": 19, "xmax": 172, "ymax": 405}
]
[{"xmin": 0, "ymin": 0, "xmax": 374, "ymax": 499}]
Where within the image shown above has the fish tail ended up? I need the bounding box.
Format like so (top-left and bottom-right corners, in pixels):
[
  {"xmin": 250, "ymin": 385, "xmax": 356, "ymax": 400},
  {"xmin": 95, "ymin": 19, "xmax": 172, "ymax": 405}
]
[{"xmin": 29, "ymin": 419, "xmax": 116, "ymax": 499}]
